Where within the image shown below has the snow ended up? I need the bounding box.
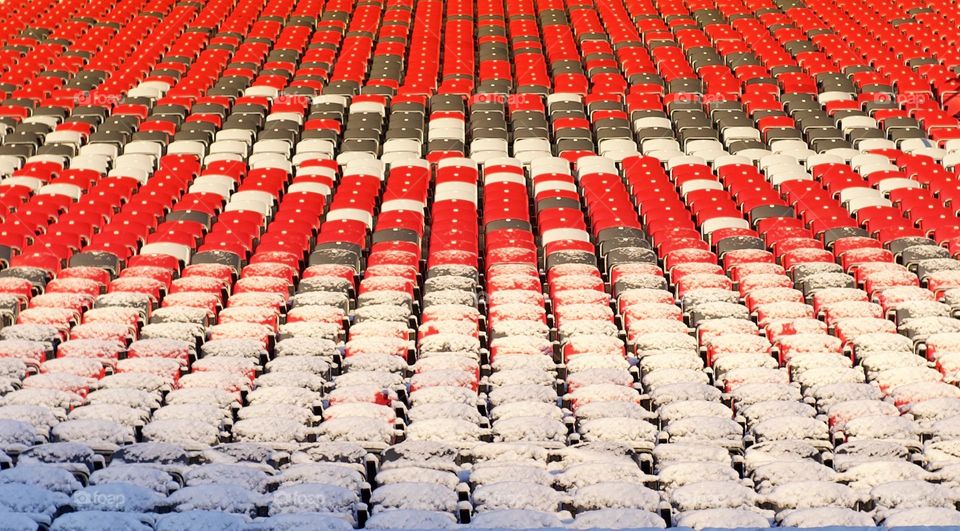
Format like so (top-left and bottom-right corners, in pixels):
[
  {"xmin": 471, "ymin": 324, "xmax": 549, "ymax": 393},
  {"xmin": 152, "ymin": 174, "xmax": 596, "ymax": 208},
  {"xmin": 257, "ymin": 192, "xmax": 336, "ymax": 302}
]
[
  {"xmin": 113, "ymin": 443, "xmax": 190, "ymax": 467},
  {"xmin": 740, "ymin": 401, "xmax": 816, "ymax": 427},
  {"xmin": 669, "ymin": 480, "xmax": 758, "ymax": 511},
  {"xmin": 763, "ymin": 481, "xmax": 859, "ymax": 511},
  {"xmin": 364, "ymin": 509, "xmax": 457, "ymax": 529},
  {"xmin": 843, "ymin": 415, "xmax": 918, "ymax": 442},
  {"xmin": 68, "ymin": 404, "xmax": 150, "ymax": 428},
  {"xmin": 657, "ymin": 462, "xmax": 739, "ymax": 491},
  {"xmin": 72, "ymin": 483, "xmax": 164, "ymax": 512},
  {"xmin": 154, "ymin": 510, "xmax": 247, "ymax": 531},
  {"xmin": 353, "ymin": 304, "xmax": 410, "ymax": 323},
  {"xmin": 0, "ymin": 483, "xmax": 69, "ymax": 516},
  {"xmin": 490, "ymin": 320, "xmax": 550, "ymax": 339},
  {"xmin": 674, "ymin": 508, "xmax": 771, "ymax": 530},
  {"xmin": 407, "ymin": 418, "xmax": 484, "ymax": 443},
  {"xmin": 750, "ymin": 416, "xmax": 829, "ymax": 443},
  {"xmin": 556, "ymin": 461, "xmax": 651, "ymax": 489},
  {"xmin": 411, "ymin": 369, "xmax": 478, "ymax": 390},
  {"xmin": 89, "ymin": 465, "xmax": 179, "ymax": 494},
  {"xmin": 152, "ymin": 404, "xmax": 227, "ymax": 426},
  {"xmin": 377, "ymin": 466, "xmax": 460, "ymax": 490},
  {"xmin": 269, "ymin": 483, "xmax": 358, "ymax": 515},
  {"xmin": 492, "ymin": 416, "xmax": 567, "ymax": 443},
  {"xmin": 650, "ymin": 382, "xmax": 722, "ymax": 406},
  {"xmin": 575, "ymin": 401, "xmax": 654, "ymax": 421},
  {"xmin": 728, "ymin": 383, "xmax": 801, "ymax": 407},
  {"xmin": 468, "ymin": 509, "xmax": 563, "ymax": 528},
  {"xmin": 579, "ymin": 417, "xmax": 658, "ymax": 445},
  {"xmin": 742, "ymin": 441, "xmax": 819, "ymax": 473},
  {"xmin": 871, "ymin": 479, "xmax": 957, "ymax": 510},
  {"xmin": 369, "ymin": 482, "xmax": 457, "ymax": 513},
  {"xmin": 273, "ymin": 463, "xmax": 365, "ymax": 492},
  {"xmin": 342, "ymin": 353, "xmax": 405, "ymax": 373},
  {"xmin": 571, "ymin": 508, "xmax": 666, "ymax": 529},
  {"xmin": 0, "ymin": 388, "xmax": 84, "ymax": 411},
  {"xmin": 268, "ymin": 356, "xmax": 334, "ymax": 375},
  {"xmin": 472, "ymin": 481, "xmax": 563, "ymax": 512},
  {"xmin": 653, "ymin": 443, "xmax": 731, "ymax": 468},
  {"xmin": 777, "ymin": 506, "xmax": 874, "ymax": 527},
  {"xmin": 317, "ymin": 417, "xmax": 393, "ymax": 444},
  {"xmin": 571, "ymin": 481, "xmax": 660, "ymax": 512},
  {"xmin": 51, "ymin": 512, "xmax": 153, "ymax": 531},
  {"xmin": 256, "ymin": 372, "xmax": 326, "ymax": 393},
  {"xmin": 751, "ymin": 461, "xmax": 837, "ymax": 492},
  {"xmin": 666, "ymin": 417, "xmax": 742, "ymax": 444},
  {"xmin": 840, "ymin": 460, "xmax": 930, "ymax": 490},
  {"xmin": 143, "ymin": 419, "xmax": 221, "ymax": 446},
  {"xmin": 470, "ymin": 443, "xmax": 548, "ymax": 465},
  {"xmin": 0, "ymin": 418, "xmax": 42, "ymax": 449},
  {"xmin": 239, "ymin": 404, "xmax": 316, "ymax": 424},
  {"xmin": 248, "ymin": 386, "xmax": 322, "ymax": 408},
  {"xmin": 632, "ymin": 333, "xmax": 698, "ymax": 354},
  {"xmin": 249, "ymin": 512, "xmax": 355, "ymax": 531},
  {"xmin": 234, "ymin": 417, "xmax": 310, "ymax": 443},
  {"xmin": 488, "ymin": 368, "xmax": 555, "ymax": 388},
  {"xmin": 410, "ymin": 386, "xmax": 476, "ymax": 406},
  {"xmin": 167, "ymin": 484, "xmax": 262, "ymax": 516},
  {"xmin": 348, "ymin": 321, "xmax": 409, "ymax": 340},
  {"xmin": 882, "ymin": 507, "xmax": 960, "ymax": 527},
  {"xmin": 0, "ymin": 464, "xmax": 81, "ymax": 494}
]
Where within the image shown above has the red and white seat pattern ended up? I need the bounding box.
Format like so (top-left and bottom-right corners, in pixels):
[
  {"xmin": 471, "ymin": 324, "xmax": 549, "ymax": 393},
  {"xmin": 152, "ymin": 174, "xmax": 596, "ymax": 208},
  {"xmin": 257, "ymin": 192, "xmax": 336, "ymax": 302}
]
[{"xmin": 0, "ymin": 0, "xmax": 959, "ymax": 527}]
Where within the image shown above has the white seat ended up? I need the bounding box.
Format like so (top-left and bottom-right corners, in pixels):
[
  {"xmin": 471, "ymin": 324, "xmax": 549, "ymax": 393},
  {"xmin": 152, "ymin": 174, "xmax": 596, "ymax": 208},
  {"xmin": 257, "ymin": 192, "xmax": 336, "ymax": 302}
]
[
  {"xmin": 598, "ymin": 147, "xmax": 639, "ymax": 163},
  {"xmin": 42, "ymin": 131, "xmax": 83, "ymax": 146},
  {"xmin": 685, "ymin": 139, "xmax": 724, "ymax": 155},
  {"xmin": 641, "ymin": 138, "xmax": 680, "ymax": 154},
  {"xmin": 122, "ymin": 141, "xmax": 162, "ymax": 159},
  {"xmin": 846, "ymin": 195, "xmax": 892, "ymax": 214},
  {"xmin": 806, "ymin": 153, "xmax": 844, "ymax": 170},
  {"xmin": 115, "ymin": 154, "xmax": 156, "ymax": 171},
  {"xmin": 381, "ymin": 152, "xmax": 419, "ymax": 165},
  {"xmin": 768, "ymin": 168, "xmax": 813, "ymax": 187},
  {"xmin": 769, "ymin": 139, "xmax": 809, "ymax": 154},
  {"xmin": 343, "ymin": 159, "xmax": 385, "ymax": 179},
  {"xmin": 666, "ymin": 155, "xmax": 707, "ymax": 171},
  {"xmin": 1, "ymin": 176, "xmax": 43, "ymax": 191},
  {"xmin": 36, "ymin": 183, "xmax": 83, "ymax": 200},
  {"xmin": 325, "ymin": 207, "xmax": 374, "ymax": 229},
  {"xmin": 23, "ymin": 116, "xmax": 60, "ymax": 128},
  {"xmin": 189, "ymin": 175, "xmax": 236, "ymax": 197},
  {"xmin": 266, "ymin": 112, "xmax": 303, "ymax": 125},
  {"xmin": 679, "ymin": 179, "xmax": 723, "ymax": 197},
  {"xmin": 287, "ymin": 182, "xmax": 331, "ymax": 197},
  {"xmin": 429, "ymin": 118, "xmax": 465, "ymax": 130},
  {"xmin": 944, "ymin": 139, "xmax": 960, "ymax": 152},
  {"xmin": 216, "ymin": 129, "xmax": 254, "ymax": 144},
  {"xmin": 736, "ymin": 148, "xmax": 772, "ymax": 163},
  {"xmin": 295, "ymin": 139, "xmax": 337, "ymax": 156},
  {"xmin": 434, "ymin": 181, "xmax": 477, "ymax": 203},
  {"xmin": 943, "ymin": 151, "xmax": 960, "ymax": 170},
  {"xmin": 349, "ymin": 101, "xmax": 386, "ymax": 116},
  {"xmin": 0, "ymin": 156, "xmax": 22, "ymax": 177},
  {"xmin": 701, "ymin": 216, "xmax": 750, "ymax": 235},
  {"xmin": 229, "ymin": 190, "xmax": 275, "ymax": 213},
  {"xmin": 514, "ymin": 138, "xmax": 551, "ymax": 153},
  {"xmin": 209, "ymin": 140, "xmax": 248, "ymax": 156},
  {"xmin": 249, "ymin": 154, "xmax": 292, "ymax": 173},
  {"xmin": 108, "ymin": 167, "xmax": 149, "ymax": 184},
  {"xmin": 533, "ymin": 179, "xmax": 577, "ymax": 196},
  {"xmin": 292, "ymin": 152, "xmax": 332, "ymax": 166},
  {"xmin": 876, "ymin": 178, "xmax": 921, "ymax": 195},
  {"xmin": 857, "ymin": 163, "xmax": 899, "ymax": 177},
  {"xmin": 381, "ymin": 199, "xmax": 425, "ymax": 214},
  {"xmin": 839, "ymin": 116, "xmax": 878, "ymax": 134},
  {"xmin": 224, "ymin": 198, "xmax": 273, "ymax": 217},
  {"xmin": 647, "ymin": 149, "xmax": 684, "ymax": 162},
  {"xmin": 296, "ymin": 164, "xmax": 337, "ymax": 180},
  {"xmin": 139, "ymin": 242, "xmax": 190, "ymax": 264},
  {"xmin": 822, "ymin": 148, "xmax": 859, "ymax": 162},
  {"xmin": 838, "ymin": 186, "xmax": 883, "ymax": 205},
  {"xmin": 898, "ymin": 138, "xmax": 935, "ymax": 152},
  {"xmin": 25, "ymin": 154, "xmax": 66, "ymax": 166},
  {"xmin": 437, "ymin": 157, "xmax": 477, "ymax": 172},
  {"xmin": 166, "ymin": 141, "xmax": 206, "ymax": 158},
  {"xmin": 470, "ymin": 151, "xmax": 506, "ymax": 164},
  {"xmin": 818, "ymin": 91, "xmax": 855, "ymax": 104},
  {"xmin": 575, "ymin": 156, "xmax": 617, "ymax": 176},
  {"xmin": 470, "ymin": 138, "xmax": 508, "ymax": 153},
  {"xmin": 203, "ymin": 153, "xmax": 244, "ymax": 165},
  {"xmin": 541, "ymin": 228, "xmax": 590, "ymax": 245},
  {"xmin": 427, "ymin": 127, "xmax": 465, "ymax": 142},
  {"xmin": 760, "ymin": 154, "xmax": 799, "ymax": 172},
  {"xmin": 243, "ymin": 86, "xmax": 279, "ymax": 98},
  {"xmin": 382, "ymin": 139, "xmax": 422, "ymax": 154},
  {"xmin": 913, "ymin": 147, "xmax": 947, "ymax": 161},
  {"xmin": 69, "ymin": 156, "xmax": 110, "ymax": 174},
  {"xmin": 546, "ymin": 93, "xmax": 581, "ymax": 112},
  {"xmin": 693, "ymin": 150, "xmax": 728, "ymax": 164},
  {"xmin": 79, "ymin": 144, "xmax": 118, "ymax": 160},
  {"xmin": 856, "ymin": 138, "xmax": 896, "ymax": 152},
  {"xmin": 712, "ymin": 155, "xmax": 752, "ymax": 169},
  {"xmin": 851, "ymin": 153, "xmax": 889, "ymax": 171},
  {"xmin": 390, "ymin": 159, "xmax": 430, "ymax": 172},
  {"xmin": 529, "ymin": 157, "xmax": 570, "ymax": 177},
  {"xmin": 484, "ymin": 171, "xmax": 525, "ymax": 185},
  {"xmin": 252, "ymin": 140, "xmax": 291, "ymax": 156},
  {"xmin": 312, "ymin": 95, "xmax": 348, "ymax": 107},
  {"xmin": 634, "ymin": 117, "xmax": 672, "ymax": 130},
  {"xmin": 722, "ymin": 127, "xmax": 761, "ymax": 143}
]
